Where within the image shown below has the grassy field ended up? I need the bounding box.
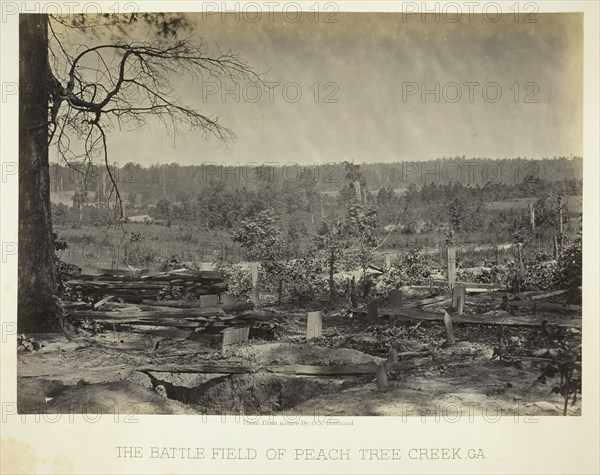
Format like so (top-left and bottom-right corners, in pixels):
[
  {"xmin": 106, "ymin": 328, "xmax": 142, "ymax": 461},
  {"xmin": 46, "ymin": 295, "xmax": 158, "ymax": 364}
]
[
  {"xmin": 55, "ymin": 222, "xmax": 240, "ymax": 270},
  {"xmin": 486, "ymin": 195, "xmax": 582, "ymax": 212},
  {"xmin": 55, "ymin": 194, "xmax": 582, "ymax": 271}
]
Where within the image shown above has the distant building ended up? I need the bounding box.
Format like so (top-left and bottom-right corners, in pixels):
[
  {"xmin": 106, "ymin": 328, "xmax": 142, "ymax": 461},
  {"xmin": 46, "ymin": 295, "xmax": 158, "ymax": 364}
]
[{"xmin": 126, "ymin": 214, "xmax": 154, "ymax": 223}]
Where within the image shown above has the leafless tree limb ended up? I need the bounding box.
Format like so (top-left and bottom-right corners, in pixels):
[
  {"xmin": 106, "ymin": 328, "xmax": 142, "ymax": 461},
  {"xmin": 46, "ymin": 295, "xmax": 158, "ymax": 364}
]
[{"xmin": 47, "ymin": 13, "xmax": 262, "ymax": 221}]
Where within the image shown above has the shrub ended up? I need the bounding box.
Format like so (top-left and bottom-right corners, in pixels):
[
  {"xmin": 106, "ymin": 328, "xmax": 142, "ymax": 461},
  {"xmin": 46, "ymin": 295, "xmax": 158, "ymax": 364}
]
[
  {"xmin": 214, "ymin": 261, "xmax": 254, "ymax": 300},
  {"xmin": 554, "ymin": 235, "xmax": 582, "ymax": 289},
  {"xmin": 123, "ymin": 232, "xmax": 159, "ymax": 268},
  {"xmin": 535, "ymin": 323, "xmax": 582, "ymax": 415}
]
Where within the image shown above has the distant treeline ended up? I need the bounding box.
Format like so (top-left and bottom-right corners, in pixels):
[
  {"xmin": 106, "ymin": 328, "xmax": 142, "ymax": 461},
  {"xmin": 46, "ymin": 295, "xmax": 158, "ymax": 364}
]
[
  {"xmin": 51, "ymin": 158, "xmax": 582, "ymax": 239},
  {"xmin": 49, "ymin": 157, "xmax": 583, "ymax": 205}
]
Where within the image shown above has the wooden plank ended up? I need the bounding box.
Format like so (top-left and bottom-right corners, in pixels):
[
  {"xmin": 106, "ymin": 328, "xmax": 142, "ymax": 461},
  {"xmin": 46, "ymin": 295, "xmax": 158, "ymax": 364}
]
[
  {"xmin": 457, "ymin": 282, "xmax": 498, "ymax": 289},
  {"xmin": 101, "ymin": 320, "xmax": 200, "ymax": 328},
  {"xmin": 507, "ymin": 301, "xmax": 581, "ymax": 312},
  {"xmin": 140, "ymin": 300, "xmax": 252, "ymax": 312},
  {"xmin": 19, "ymin": 363, "xmax": 131, "ymax": 379},
  {"xmin": 140, "ymin": 268, "xmax": 189, "ymax": 279},
  {"xmin": 529, "ymin": 289, "xmax": 569, "ymax": 301},
  {"xmin": 465, "ymin": 288, "xmax": 498, "ymax": 294},
  {"xmin": 97, "ymin": 268, "xmax": 141, "ymax": 276},
  {"xmin": 68, "ymin": 281, "xmax": 167, "ymax": 289},
  {"xmin": 93, "ymin": 295, "xmax": 114, "ymax": 309},
  {"xmin": 406, "ymin": 295, "xmax": 448, "ymax": 308},
  {"xmin": 68, "ymin": 308, "xmax": 224, "ymax": 320},
  {"xmin": 222, "ymin": 327, "xmax": 250, "ymax": 350},
  {"xmin": 351, "ymin": 306, "xmax": 581, "ymax": 328},
  {"xmin": 139, "ymin": 360, "xmax": 424, "ymax": 376},
  {"xmin": 420, "ymin": 298, "xmax": 452, "ymax": 309}
]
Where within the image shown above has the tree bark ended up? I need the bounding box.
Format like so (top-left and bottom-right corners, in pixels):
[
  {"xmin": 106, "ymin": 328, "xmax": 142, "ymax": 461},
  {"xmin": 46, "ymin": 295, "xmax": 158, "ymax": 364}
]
[{"xmin": 18, "ymin": 14, "xmax": 58, "ymax": 332}]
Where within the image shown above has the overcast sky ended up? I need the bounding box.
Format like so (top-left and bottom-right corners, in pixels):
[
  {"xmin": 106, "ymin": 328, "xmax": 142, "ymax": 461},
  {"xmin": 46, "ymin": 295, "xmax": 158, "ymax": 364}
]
[{"xmin": 55, "ymin": 12, "xmax": 583, "ymax": 167}]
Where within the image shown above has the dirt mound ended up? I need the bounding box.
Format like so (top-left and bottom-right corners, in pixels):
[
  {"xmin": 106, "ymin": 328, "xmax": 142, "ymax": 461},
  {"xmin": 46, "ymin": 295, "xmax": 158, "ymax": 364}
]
[
  {"xmin": 18, "ymin": 379, "xmax": 197, "ymax": 415},
  {"xmin": 225, "ymin": 342, "xmax": 383, "ymax": 366}
]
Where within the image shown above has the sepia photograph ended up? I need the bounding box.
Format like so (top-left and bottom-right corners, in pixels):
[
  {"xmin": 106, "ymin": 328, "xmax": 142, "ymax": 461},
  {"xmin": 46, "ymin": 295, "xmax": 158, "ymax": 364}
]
[
  {"xmin": 2, "ymin": 2, "xmax": 599, "ymax": 473},
  {"xmin": 14, "ymin": 8, "xmax": 587, "ymax": 417}
]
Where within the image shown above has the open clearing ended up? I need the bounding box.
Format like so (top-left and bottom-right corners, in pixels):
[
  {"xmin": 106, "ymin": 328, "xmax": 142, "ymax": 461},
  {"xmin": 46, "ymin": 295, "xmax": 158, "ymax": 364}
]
[{"xmin": 18, "ymin": 282, "xmax": 582, "ymax": 417}]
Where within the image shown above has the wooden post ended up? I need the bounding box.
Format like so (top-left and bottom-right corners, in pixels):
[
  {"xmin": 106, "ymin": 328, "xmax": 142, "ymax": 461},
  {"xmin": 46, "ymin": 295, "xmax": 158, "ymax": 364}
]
[
  {"xmin": 495, "ymin": 246, "xmax": 500, "ymax": 265},
  {"xmin": 558, "ymin": 196, "xmax": 564, "ymax": 231},
  {"xmin": 553, "ymin": 236, "xmax": 559, "ymax": 260},
  {"xmin": 457, "ymin": 292, "xmax": 465, "ymax": 315},
  {"xmin": 387, "ymin": 349, "xmax": 398, "ymax": 364},
  {"xmin": 376, "ymin": 363, "xmax": 388, "ymax": 391},
  {"xmin": 388, "ymin": 290, "xmax": 403, "ymax": 308},
  {"xmin": 452, "ymin": 283, "xmax": 460, "ymax": 307},
  {"xmin": 452, "ymin": 283, "xmax": 467, "ymax": 308},
  {"xmin": 350, "ymin": 277, "xmax": 357, "ymax": 309},
  {"xmin": 385, "ymin": 254, "xmax": 391, "ymax": 270},
  {"xmin": 320, "ymin": 192, "xmax": 325, "ymax": 220},
  {"xmin": 443, "ymin": 310, "xmax": 455, "ymax": 345},
  {"xmin": 250, "ymin": 262, "xmax": 260, "ymax": 306},
  {"xmin": 306, "ymin": 311, "xmax": 323, "ymax": 340},
  {"xmin": 447, "ymin": 246, "xmax": 456, "ymax": 293},
  {"xmin": 366, "ymin": 301, "xmax": 378, "ymax": 324},
  {"xmin": 529, "ymin": 203, "xmax": 535, "ymax": 230},
  {"xmin": 517, "ymin": 243, "xmax": 524, "ymax": 275},
  {"xmin": 353, "ymin": 180, "xmax": 362, "ymax": 202}
]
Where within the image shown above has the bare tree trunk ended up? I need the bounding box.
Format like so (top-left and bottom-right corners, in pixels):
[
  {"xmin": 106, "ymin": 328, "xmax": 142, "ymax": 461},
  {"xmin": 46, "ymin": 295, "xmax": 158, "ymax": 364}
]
[{"xmin": 18, "ymin": 14, "xmax": 58, "ymax": 332}]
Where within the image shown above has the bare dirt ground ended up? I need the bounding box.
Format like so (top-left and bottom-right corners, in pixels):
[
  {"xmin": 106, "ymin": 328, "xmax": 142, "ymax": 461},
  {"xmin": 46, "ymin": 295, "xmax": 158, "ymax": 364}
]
[{"xmin": 17, "ymin": 304, "xmax": 581, "ymax": 417}]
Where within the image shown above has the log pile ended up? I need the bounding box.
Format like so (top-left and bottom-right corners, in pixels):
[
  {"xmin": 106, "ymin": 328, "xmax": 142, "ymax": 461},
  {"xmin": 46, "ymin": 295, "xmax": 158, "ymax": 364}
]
[
  {"xmin": 65, "ymin": 268, "xmax": 280, "ymax": 339},
  {"xmin": 67, "ymin": 268, "xmax": 227, "ymax": 302}
]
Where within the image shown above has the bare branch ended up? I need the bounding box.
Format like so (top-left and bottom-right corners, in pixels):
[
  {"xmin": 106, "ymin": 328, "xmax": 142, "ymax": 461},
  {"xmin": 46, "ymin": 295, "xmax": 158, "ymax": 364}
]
[{"xmin": 47, "ymin": 13, "xmax": 262, "ymax": 224}]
